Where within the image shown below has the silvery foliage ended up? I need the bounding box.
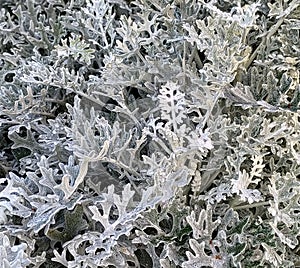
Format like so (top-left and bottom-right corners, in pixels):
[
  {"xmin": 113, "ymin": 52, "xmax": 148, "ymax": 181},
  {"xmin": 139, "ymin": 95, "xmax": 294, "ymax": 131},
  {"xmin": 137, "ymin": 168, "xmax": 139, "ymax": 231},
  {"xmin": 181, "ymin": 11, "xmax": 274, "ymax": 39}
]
[{"xmin": 0, "ymin": 0, "xmax": 300, "ymax": 267}]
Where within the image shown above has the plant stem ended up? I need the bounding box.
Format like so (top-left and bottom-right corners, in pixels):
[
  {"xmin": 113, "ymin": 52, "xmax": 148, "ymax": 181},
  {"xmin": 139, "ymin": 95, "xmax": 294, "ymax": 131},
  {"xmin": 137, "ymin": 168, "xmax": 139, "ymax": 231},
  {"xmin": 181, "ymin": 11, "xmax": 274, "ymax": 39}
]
[{"xmin": 233, "ymin": 201, "xmax": 270, "ymax": 210}]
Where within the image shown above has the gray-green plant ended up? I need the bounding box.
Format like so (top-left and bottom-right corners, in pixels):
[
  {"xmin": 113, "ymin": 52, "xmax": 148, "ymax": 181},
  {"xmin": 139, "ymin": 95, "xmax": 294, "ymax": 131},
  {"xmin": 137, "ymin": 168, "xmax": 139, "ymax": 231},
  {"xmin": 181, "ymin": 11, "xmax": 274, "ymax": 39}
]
[{"xmin": 0, "ymin": 0, "xmax": 300, "ymax": 267}]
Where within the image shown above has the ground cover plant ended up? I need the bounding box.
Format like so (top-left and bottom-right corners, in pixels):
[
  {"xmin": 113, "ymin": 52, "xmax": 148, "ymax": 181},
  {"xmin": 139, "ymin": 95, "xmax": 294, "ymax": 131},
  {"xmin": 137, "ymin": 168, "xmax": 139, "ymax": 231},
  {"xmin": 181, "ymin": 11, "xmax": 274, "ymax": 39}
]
[{"xmin": 0, "ymin": 0, "xmax": 300, "ymax": 267}]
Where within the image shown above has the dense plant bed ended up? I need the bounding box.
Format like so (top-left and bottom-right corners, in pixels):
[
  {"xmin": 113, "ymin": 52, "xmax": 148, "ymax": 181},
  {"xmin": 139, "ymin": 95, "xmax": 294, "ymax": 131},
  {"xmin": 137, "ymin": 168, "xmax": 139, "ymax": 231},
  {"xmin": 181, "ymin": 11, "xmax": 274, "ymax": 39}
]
[{"xmin": 0, "ymin": 0, "xmax": 300, "ymax": 267}]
